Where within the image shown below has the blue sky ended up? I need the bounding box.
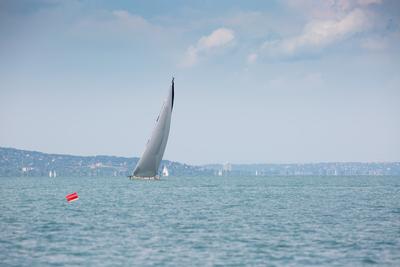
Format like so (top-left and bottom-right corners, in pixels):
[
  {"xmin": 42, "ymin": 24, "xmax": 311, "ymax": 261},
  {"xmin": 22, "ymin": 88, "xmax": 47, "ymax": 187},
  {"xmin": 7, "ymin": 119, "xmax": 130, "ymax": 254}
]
[{"xmin": 0, "ymin": 0, "xmax": 399, "ymax": 164}]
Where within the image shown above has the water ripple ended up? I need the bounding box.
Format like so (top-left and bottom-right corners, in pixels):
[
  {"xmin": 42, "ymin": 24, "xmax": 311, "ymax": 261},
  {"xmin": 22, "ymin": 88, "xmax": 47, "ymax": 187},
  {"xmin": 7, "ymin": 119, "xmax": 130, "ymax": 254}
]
[{"xmin": 0, "ymin": 176, "xmax": 399, "ymax": 266}]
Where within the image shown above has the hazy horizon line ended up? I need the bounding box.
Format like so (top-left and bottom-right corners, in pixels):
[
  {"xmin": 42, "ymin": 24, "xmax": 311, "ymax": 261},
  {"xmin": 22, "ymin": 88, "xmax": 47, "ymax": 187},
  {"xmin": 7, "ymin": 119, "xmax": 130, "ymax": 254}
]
[{"xmin": 2, "ymin": 146, "xmax": 399, "ymax": 166}]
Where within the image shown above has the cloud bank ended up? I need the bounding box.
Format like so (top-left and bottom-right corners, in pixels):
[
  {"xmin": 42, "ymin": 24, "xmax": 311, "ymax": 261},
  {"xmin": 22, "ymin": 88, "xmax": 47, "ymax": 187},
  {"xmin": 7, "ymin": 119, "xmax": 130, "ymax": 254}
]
[
  {"xmin": 262, "ymin": 8, "xmax": 370, "ymax": 58},
  {"xmin": 248, "ymin": 0, "xmax": 388, "ymax": 63},
  {"xmin": 181, "ymin": 28, "xmax": 235, "ymax": 67}
]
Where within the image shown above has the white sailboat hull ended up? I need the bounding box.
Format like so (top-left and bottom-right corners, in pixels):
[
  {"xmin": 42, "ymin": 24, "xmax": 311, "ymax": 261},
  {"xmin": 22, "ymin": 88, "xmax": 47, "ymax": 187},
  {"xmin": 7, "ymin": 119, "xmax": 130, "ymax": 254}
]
[{"xmin": 128, "ymin": 175, "xmax": 160, "ymax": 180}]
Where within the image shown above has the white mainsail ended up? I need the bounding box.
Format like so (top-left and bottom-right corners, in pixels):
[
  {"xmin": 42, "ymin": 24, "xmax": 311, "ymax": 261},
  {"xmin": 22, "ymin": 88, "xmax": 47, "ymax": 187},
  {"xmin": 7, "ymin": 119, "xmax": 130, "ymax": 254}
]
[{"xmin": 131, "ymin": 78, "xmax": 175, "ymax": 178}]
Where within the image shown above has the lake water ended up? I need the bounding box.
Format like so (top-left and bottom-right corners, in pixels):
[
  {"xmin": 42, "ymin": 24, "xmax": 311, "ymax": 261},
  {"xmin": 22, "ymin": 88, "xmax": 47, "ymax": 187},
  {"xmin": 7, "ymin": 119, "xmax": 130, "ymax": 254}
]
[{"xmin": 1, "ymin": 176, "xmax": 399, "ymax": 266}]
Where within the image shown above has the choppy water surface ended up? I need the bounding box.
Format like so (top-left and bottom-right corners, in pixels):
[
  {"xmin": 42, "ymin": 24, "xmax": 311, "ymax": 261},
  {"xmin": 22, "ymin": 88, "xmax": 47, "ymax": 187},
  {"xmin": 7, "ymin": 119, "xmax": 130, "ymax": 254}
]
[{"xmin": 1, "ymin": 176, "xmax": 399, "ymax": 266}]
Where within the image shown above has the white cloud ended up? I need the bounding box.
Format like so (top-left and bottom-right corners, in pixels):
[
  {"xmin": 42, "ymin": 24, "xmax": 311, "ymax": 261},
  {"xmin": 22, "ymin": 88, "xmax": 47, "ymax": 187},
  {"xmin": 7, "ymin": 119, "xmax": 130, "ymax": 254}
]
[
  {"xmin": 111, "ymin": 10, "xmax": 154, "ymax": 30},
  {"xmin": 181, "ymin": 28, "xmax": 234, "ymax": 67},
  {"xmin": 357, "ymin": 0, "xmax": 383, "ymax": 6},
  {"xmin": 261, "ymin": 9, "xmax": 371, "ymax": 58},
  {"xmin": 198, "ymin": 28, "xmax": 234, "ymax": 49},
  {"xmin": 284, "ymin": 0, "xmax": 383, "ymax": 19},
  {"xmin": 74, "ymin": 10, "xmax": 166, "ymax": 41},
  {"xmin": 247, "ymin": 53, "xmax": 258, "ymax": 64},
  {"xmin": 182, "ymin": 46, "xmax": 198, "ymax": 68}
]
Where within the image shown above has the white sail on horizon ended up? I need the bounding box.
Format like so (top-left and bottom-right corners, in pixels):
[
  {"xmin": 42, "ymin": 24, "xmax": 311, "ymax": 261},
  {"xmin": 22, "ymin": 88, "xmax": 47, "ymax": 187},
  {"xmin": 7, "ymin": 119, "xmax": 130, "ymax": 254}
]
[
  {"xmin": 162, "ymin": 165, "xmax": 169, "ymax": 177},
  {"xmin": 132, "ymin": 78, "xmax": 175, "ymax": 178}
]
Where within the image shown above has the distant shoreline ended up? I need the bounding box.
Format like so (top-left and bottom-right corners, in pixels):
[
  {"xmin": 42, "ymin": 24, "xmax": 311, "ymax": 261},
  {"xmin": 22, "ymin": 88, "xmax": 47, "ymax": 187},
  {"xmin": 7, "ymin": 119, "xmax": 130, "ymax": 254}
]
[{"xmin": 1, "ymin": 147, "xmax": 399, "ymax": 177}]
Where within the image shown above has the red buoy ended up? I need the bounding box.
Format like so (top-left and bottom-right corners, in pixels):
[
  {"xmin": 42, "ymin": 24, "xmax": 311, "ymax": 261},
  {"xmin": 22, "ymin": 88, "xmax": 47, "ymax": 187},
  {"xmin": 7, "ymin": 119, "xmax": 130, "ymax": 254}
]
[{"xmin": 66, "ymin": 192, "xmax": 79, "ymax": 202}]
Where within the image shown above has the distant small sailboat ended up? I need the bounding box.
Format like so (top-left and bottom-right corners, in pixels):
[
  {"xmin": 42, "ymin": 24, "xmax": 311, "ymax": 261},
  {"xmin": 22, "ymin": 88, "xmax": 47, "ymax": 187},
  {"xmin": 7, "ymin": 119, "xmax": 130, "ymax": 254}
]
[
  {"xmin": 162, "ymin": 165, "xmax": 169, "ymax": 177},
  {"xmin": 130, "ymin": 78, "xmax": 175, "ymax": 180}
]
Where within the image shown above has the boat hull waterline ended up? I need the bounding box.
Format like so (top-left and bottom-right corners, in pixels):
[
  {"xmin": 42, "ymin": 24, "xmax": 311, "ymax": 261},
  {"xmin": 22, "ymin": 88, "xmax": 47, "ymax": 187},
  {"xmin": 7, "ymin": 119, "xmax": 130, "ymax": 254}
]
[{"xmin": 128, "ymin": 175, "xmax": 160, "ymax": 180}]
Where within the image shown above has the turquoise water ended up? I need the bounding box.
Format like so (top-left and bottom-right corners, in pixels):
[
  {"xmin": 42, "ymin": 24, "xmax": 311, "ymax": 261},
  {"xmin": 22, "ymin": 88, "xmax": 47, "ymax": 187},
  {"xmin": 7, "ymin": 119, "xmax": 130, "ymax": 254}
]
[{"xmin": 1, "ymin": 176, "xmax": 399, "ymax": 266}]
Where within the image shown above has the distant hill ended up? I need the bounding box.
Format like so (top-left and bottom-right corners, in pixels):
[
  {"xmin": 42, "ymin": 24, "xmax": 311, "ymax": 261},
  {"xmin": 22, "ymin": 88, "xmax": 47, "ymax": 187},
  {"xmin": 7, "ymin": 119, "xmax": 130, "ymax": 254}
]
[
  {"xmin": 1, "ymin": 147, "xmax": 399, "ymax": 177},
  {"xmin": 0, "ymin": 147, "xmax": 212, "ymax": 177}
]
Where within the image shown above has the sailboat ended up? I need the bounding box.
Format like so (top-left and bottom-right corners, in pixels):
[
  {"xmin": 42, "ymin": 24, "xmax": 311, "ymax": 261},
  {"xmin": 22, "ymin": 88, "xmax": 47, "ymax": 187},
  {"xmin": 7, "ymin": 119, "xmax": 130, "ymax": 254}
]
[
  {"xmin": 129, "ymin": 78, "xmax": 175, "ymax": 180},
  {"xmin": 49, "ymin": 170, "xmax": 57, "ymax": 178},
  {"xmin": 162, "ymin": 165, "xmax": 169, "ymax": 177}
]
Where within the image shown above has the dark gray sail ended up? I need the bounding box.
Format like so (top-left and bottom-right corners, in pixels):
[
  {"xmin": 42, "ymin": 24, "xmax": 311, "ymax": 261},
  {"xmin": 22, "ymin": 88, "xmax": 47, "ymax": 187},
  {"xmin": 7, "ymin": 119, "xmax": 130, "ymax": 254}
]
[{"xmin": 132, "ymin": 78, "xmax": 174, "ymax": 178}]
